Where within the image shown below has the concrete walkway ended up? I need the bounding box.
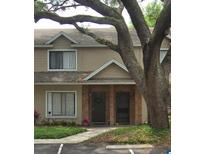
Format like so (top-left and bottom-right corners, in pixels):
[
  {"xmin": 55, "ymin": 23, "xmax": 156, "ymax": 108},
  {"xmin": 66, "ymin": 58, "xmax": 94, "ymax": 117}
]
[{"xmin": 35, "ymin": 127, "xmax": 116, "ymax": 144}]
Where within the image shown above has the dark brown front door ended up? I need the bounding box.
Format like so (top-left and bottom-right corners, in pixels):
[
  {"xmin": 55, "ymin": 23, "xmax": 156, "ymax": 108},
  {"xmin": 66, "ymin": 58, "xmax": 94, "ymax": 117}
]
[
  {"xmin": 91, "ymin": 92, "xmax": 106, "ymax": 123},
  {"xmin": 116, "ymin": 92, "xmax": 130, "ymax": 124}
]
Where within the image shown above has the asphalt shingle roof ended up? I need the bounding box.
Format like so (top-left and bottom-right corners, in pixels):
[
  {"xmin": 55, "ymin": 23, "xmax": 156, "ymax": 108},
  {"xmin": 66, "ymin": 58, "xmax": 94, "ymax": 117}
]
[
  {"xmin": 34, "ymin": 28, "xmax": 141, "ymax": 46},
  {"xmin": 34, "ymin": 72, "xmax": 91, "ymax": 83}
]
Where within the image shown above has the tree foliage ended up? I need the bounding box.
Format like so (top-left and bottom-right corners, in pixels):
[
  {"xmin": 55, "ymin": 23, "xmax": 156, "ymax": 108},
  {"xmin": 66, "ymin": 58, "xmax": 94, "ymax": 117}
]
[{"xmin": 143, "ymin": 1, "xmax": 163, "ymax": 27}]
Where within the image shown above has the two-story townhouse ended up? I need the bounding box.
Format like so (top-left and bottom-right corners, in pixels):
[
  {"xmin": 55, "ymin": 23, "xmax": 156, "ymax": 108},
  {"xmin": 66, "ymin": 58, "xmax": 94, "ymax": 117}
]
[{"xmin": 34, "ymin": 28, "xmax": 170, "ymax": 125}]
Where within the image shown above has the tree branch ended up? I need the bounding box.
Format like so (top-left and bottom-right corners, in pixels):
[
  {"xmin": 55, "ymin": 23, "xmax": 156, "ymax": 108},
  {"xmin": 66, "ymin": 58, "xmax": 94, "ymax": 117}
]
[
  {"xmin": 47, "ymin": 0, "xmax": 69, "ymax": 11},
  {"xmin": 74, "ymin": 0, "xmax": 121, "ymax": 19},
  {"xmin": 48, "ymin": 4, "xmax": 81, "ymax": 12},
  {"xmin": 34, "ymin": 11, "xmax": 118, "ymax": 26},
  {"xmin": 121, "ymin": 0, "xmax": 151, "ymax": 47},
  {"xmin": 150, "ymin": 0, "xmax": 171, "ymax": 45},
  {"xmin": 116, "ymin": 0, "xmax": 124, "ymax": 15},
  {"xmin": 73, "ymin": 23, "xmax": 120, "ymax": 52}
]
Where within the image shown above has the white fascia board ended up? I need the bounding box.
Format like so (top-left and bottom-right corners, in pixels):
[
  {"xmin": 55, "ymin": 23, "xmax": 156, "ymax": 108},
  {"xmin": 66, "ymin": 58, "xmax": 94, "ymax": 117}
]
[
  {"xmin": 45, "ymin": 31, "xmax": 78, "ymax": 45},
  {"xmin": 35, "ymin": 81, "xmax": 136, "ymax": 85},
  {"xmin": 83, "ymin": 59, "xmax": 128, "ymax": 81},
  {"xmin": 160, "ymin": 48, "xmax": 169, "ymax": 51},
  {"xmin": 71, "ymin": 44, "xmax": 141, "ymax": 48},
  {"xmin": 34, "ymin": 44, "xmax": 53, "ymax": 48}
]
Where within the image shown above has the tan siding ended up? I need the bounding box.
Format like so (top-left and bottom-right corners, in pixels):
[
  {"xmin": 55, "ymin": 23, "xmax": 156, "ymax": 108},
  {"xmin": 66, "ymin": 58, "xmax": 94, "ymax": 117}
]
[
  {"xmin": 161, "ymin": 38, "xmax": 170, "ymax": 48},
  {"xmin": 34, "ymin": 85, "xmax": 82, "ymax": 124},
  {"xmin": 34, "ymin": 36, "xmax": 144, "ymax": 72},
  {"xmin": 53, "ymin": 36, "xmax": 71, "ymax": 49},
  {"xmin": 34, "ymin": 34, "xmax": 170, "ymax": 72},
  {"xmin": 134, "ymin": 47, "xmax": 144, "ymax": 69},
  {"xmin": 77, "ymin": 47, "xmax": 144, "ymax": 71},
  {"xmin": 34, "ymin": 48, "xmax": 48, "ymax": 72},
  {"xmin": 92, "ymin": 63, "xmax": 131, "ymax": 79}
]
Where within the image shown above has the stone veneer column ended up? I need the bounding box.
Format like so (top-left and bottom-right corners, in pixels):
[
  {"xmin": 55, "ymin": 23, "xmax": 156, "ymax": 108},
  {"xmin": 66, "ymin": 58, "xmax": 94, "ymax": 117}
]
[
  {"xmin": 109, "ymin": 85, "xmax": 115, "ymax": 125},
  {"xmin": 82, "ymin": 86, "xmax": 89, "ymax": 123}
]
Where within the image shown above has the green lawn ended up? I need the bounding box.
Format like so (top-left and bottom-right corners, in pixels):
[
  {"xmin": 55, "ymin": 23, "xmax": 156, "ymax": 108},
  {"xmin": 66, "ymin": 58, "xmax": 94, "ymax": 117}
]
[
  {"xmin": 86, "ymin": 124, "xmax": 170, "ymax": 147},
  {"xmin": 34, "ymin": 126, "xmax": 87, "ymax": 139}
]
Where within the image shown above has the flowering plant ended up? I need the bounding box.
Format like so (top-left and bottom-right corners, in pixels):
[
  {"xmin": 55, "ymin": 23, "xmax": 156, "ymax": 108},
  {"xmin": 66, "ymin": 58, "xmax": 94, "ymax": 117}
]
[{"xmin": 82, "ymin": 117, "xmax": 90, "ymax": 126}]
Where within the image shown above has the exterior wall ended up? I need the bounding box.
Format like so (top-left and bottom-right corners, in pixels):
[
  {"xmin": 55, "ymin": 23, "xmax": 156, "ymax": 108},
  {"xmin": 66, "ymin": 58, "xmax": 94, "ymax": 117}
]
[
  {"xmin": 34, "ymin": 48, "xmax": 48, "ymax": 72},
  {"xmin": 34, "ymin": 34, "xmax": 169, "ymax": 124},
  {"xmin": 34, "ymin": 46, "xmax": 144, "ymax": 72},
  {"xmin": 161, "ymin": 38, "xmax": 170, "ymax": 48},
  {"xmin": 92, "ymin": 63, "xmax": 131, "ymax": 79},
  {"xmin": 34, "ymin": 85, "xmax": 82, "ymax": 125},
  {"xmin": 53, "ymin": 36, "xmax": 71, "ymax": 49},
  {"xmin": 34, "ymin": 35, "xmax": 170, "ymax": 73},
  {"xmin": 77, "ymin": 47, "xmax": 144, "ymax": 71}
]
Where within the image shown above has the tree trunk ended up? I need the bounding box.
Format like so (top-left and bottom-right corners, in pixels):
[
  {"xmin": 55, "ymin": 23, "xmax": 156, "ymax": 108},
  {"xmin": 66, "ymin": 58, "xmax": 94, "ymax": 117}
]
[
  {"xmin": 145, "ymin": 45, "xmax": 169, "ymax": 128},
  {"xmin": 146, "ymin": 80, "xmax": 169, "ymax": 128}
]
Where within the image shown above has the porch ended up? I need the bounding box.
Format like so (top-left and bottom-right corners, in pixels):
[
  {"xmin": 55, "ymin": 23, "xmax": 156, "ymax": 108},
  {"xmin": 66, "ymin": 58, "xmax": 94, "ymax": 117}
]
[{"xmin": 82, "ymin": 85, "xmax": 142, "ymax": 126}]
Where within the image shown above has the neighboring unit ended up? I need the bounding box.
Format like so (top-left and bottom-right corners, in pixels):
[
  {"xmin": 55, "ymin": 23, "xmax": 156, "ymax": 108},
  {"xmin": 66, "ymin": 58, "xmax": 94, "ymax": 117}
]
[{"xmin": 34, "ymin": 28, "xmax": 170, "ymax": 125}]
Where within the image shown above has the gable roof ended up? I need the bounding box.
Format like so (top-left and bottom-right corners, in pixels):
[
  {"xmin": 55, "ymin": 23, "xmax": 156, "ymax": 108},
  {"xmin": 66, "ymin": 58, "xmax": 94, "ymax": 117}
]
[
  {"xmin": 45, "ymin": 31, "xmax": 78, "ymax": 44},
  {"xmin": 83, "ymin": 59, "xmax": 128, "ymax": 81},
  {"xmin": 34, "ymin": 28, "xmax": 141, "ymax": 47},
  {"xmin": 35, "ymin": 28, "xmax": 170, "ymax": 47}
]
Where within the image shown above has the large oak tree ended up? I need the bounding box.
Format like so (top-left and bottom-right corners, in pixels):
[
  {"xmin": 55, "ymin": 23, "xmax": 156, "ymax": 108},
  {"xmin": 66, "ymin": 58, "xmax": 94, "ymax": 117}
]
[{"xmin": 34, "ymin": 0, "xmax": 171, "ymax": 128}]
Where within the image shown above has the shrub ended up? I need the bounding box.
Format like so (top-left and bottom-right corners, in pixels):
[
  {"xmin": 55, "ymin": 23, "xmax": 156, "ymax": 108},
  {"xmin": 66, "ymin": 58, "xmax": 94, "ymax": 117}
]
[
  {"xmin": 38, "ymin": 120, "xmax": 76, "ymax": 127},
  {"xmin": 34, "ymin": 110, "xmax": 40, "ymax": 125}
]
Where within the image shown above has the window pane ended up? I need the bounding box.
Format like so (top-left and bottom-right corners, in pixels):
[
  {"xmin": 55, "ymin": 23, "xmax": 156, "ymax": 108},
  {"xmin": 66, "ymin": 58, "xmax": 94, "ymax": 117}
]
[
  {"xmin": 63, "ymin": 52, "xmax": 70, "ymax": 69},
  {"xmin": 68, "ymin": 52, "xmax": 76, "ymax": 69},
  {"xmin": 49, "ymin": 52, "xmax": 63, "ymax": 69},
  {"xmin": 47, "ymin": 92, "xmax": 75, "ymax": 117},
  {"xmin": 61, "ymin": 93, "xmax": 66, "ymax": 116},
  {"xmin": 63, "ymin": 52, "xmax": 76, "ymax": 69},
  {"xmin": 65, "ymin": 93, "xmax": 75, "ymax": 116},
  {"xmin": 52, "ymin": 93, "xmax": 61, "ymax": 116}
]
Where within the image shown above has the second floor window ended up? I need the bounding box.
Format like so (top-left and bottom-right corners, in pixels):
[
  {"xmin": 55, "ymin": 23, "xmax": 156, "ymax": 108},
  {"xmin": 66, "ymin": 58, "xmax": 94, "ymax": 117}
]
[{"xmin": 49, "ymin": 50, "xmax": 76, "ymax": 70}]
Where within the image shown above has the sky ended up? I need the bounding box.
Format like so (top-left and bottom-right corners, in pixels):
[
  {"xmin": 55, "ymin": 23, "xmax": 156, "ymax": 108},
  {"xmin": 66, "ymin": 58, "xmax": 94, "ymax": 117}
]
[{"xmin": 34, "ymin": 0, "xmax": 155, "ymax": 29}]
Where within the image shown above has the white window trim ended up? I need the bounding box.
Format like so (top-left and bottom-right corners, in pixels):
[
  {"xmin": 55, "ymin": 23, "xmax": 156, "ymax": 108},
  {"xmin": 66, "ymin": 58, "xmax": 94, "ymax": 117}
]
[
  {"xmin": 45, "ymin": 91, "xmax": 77, "ymax": 118},
  {"xmin": 47, "ymin": 49, "xmax": 77, "ymax": 71}
]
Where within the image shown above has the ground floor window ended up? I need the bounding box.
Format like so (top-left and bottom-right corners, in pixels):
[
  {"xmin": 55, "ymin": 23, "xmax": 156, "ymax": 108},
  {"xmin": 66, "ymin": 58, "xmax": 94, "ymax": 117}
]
[{"xmin": 47, "ymin": 91, "xmax": 76, "ymax": 117}]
